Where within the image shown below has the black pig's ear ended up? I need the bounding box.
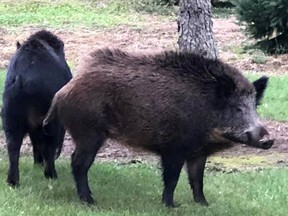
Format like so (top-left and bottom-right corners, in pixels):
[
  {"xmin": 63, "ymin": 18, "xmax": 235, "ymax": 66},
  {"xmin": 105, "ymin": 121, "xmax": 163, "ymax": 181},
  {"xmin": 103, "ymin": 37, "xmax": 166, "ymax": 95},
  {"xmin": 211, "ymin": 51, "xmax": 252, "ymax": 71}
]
[
  {"xmin": 215, "ymin": 74, "xmax": 236, "ymax": 98},
  {"xmin": 253, "ymin": 76, "xmax": 268, "ymax": 106},
  {"xmin": 16, "ymin": 41, "xmax": 21, "ymax": 50}
]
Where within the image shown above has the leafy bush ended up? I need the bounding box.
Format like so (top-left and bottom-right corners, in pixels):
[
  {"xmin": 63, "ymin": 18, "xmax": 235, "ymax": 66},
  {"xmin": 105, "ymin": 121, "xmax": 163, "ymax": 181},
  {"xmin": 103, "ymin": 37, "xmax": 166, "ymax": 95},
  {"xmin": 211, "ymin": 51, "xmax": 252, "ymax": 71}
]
[{"xmin": 234, "ymin": 0, "xmax": 288, "ymax": 54}]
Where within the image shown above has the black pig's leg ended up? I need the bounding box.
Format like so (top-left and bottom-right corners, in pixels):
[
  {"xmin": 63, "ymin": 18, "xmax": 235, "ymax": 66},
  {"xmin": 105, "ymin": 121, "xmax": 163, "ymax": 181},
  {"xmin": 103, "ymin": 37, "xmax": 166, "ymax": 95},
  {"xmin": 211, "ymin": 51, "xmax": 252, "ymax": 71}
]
[
  {"xmin": 71, "ymin": 131, "xmax": 106, "ymax": 204},
  {"xmin": 42, "ymin": 133, "xmax": 58, "ymax": 179},
  {"xmin": 6, "ymin": 130, "xmax": 25, "ymax": 187},
  {"xmin": 186, "ymin": 155, "xmax": 208, "ymax": 206},
  {"xmin": 33, "ymin": 144, "xmax": 43, "ymax": 165},
  {"xmin": 161, "ymin": 152, "xmax": 185, "ymax": 207},
  {"xmin": 29, "ymin": 130, "xmax": 44, "ymax": 165},
  {"xmin": 29, "ymin": 128, "xmax": 58, "ymax": 178}
]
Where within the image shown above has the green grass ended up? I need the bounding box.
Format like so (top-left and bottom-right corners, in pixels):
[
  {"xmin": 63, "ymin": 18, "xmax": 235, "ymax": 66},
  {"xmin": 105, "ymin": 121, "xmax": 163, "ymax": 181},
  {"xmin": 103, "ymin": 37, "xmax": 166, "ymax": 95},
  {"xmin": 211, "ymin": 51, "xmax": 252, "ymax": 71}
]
[
  {"xmin": 0, "ymin": 69, "xmax": 6, "ymax": 110},
  {"xmin": 0, "ymin": 0, "xmax": 236, "ymax": 28},
  {"xmin": 246, "ymin": 74, "xmax": 288, "ymax": 121},
  {"xmin": 0, "ymin": 0, "xmax": 148, "ymax": 28},
  {"xmin": 0, "ymin": 69, "xmax": 6, "ymax": 129},
  {"xmin": 132, "ymin": 0, "xmax": 178, "ymax": 16},
  {"xmin": 212, "ymin": 7, "xmax": 234, "ymax": 19},
  {"xmin": 0, "ymin": 158, "xmax": 287, "ymax": 216},
  {"xmin": 212, "ymin": 0, "xmax": 235, "ymax": 19}
]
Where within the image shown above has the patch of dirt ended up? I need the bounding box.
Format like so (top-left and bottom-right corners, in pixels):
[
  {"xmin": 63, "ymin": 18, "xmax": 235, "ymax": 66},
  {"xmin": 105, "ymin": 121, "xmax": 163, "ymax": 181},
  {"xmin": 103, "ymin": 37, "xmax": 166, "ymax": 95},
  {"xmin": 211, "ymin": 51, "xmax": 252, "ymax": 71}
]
[
  {"xmin": 0, "ymin": 16, "xmax": 288, "ymax": 166},
  {"xmin": 1, "ymin": 17, "xmax": 288, "ymax": 74}
]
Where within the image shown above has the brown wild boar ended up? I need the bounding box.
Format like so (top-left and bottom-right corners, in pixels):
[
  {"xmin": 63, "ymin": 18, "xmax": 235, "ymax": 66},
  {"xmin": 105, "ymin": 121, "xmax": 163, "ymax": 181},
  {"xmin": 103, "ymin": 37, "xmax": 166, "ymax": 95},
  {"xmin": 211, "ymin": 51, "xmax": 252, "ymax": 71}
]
[{"xmin": 43, "ymin": 49, "xmax": 274, "ymax": 207}]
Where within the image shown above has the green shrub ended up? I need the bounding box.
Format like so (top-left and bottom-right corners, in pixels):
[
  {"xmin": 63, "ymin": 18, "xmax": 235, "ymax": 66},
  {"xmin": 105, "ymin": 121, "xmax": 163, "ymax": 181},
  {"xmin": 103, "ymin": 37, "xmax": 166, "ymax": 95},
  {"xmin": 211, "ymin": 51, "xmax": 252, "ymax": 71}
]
[{"xmin": 234, "ymin": 0, "xmax": 288, "ymax": 54}]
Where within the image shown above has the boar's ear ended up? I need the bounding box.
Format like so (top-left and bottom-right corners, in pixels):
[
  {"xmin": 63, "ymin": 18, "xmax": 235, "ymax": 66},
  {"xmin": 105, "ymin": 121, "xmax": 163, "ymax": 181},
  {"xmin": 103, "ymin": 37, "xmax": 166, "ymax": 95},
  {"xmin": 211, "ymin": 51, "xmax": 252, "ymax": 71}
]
[
  {"xmin": 16, "ymin": 41, "xmax": 21, "ymax": 50},
  {"xmin": 215, "ymin": 74, "xmax": 236, "ymax": 98},
  {"xmin": 253, "ymin": 76, "xmax": 268, "ymax": 106}
]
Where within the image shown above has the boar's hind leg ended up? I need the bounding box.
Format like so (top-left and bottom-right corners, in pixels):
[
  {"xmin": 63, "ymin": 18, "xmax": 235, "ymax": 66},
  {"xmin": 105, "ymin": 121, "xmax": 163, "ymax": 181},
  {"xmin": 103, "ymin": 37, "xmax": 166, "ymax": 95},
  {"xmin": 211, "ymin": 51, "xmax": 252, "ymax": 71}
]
[
  {"xmin": 186, "ymin": 155, "xmax": 208, "ymax": 206},
  {"xmin": 6, "ymin": 130, "xmax": 25, "ymax": 187},
  {"xmin": 71, "ymin": 131, "xmax": 106, "ymax": 204},
  {"xmin": 161, "ymin": 152, "xmax": 185, "ymax": 207},
  {"xmin": 30, "ymin": 128, "xmax": 58, "ymax": 179},
  {"xmin": 42, "ymin": 133, "xmax": 58, "ymax": 179},
  {"xmin": 54, "ymin": 126, "xmax": 65, "ymax": 160},
  {"xmin": 29, "ymin": 130, "xmax": 44, "ymax": 165}
]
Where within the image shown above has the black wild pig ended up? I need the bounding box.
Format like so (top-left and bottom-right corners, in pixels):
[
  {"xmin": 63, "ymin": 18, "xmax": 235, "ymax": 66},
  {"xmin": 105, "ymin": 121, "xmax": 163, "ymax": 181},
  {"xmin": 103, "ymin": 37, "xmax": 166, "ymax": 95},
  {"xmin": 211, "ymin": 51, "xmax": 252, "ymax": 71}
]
[
  {"xmin": 43, "ymin": 49, "xmax": 274, "ymax": 207},
  {"xmin": 2, "ymin": 30, "xmax": 72, "ymax": 187}
]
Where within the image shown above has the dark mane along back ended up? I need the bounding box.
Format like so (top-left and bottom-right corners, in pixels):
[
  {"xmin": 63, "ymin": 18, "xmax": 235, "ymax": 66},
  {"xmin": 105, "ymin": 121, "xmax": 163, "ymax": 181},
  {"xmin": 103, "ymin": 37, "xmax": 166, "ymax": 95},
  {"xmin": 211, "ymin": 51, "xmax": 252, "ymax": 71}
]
[
  {"xmin": 88, "ymin": 48, "xmax": 147, "ymax": 68},
  {"xmin": 154, "ymin": 51, "xmax": 254, "ymax": 95},
  {"xmin": 88, "ymin": 49, "xmax": 255, "ymax": 95}
]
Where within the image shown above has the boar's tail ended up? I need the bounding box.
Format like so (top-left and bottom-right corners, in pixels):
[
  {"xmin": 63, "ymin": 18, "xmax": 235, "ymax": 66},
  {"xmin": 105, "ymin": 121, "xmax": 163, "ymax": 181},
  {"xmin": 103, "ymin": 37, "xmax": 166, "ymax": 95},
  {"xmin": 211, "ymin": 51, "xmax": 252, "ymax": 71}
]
[
  {"xmin": 43, "ymin": 95, "xmax": 59, "ymax": 135},
  {"xmin": 5, "ymin": 75, "xmax": 23, "ymax": 98}
]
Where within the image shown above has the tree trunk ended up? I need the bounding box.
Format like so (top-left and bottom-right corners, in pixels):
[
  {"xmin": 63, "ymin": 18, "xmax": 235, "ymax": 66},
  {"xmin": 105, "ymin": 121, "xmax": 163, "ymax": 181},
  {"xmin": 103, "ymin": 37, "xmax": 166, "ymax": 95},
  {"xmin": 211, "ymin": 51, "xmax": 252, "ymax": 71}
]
[{"xmin": 177, "ymin": 0, "xmax": 218, "ymax": 60}]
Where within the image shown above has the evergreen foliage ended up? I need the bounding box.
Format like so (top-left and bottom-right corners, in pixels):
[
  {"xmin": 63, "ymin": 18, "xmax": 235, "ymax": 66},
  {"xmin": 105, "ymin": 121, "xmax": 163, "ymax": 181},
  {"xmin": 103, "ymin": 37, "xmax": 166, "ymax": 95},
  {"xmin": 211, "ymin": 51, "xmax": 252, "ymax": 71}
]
[{"xmin": 234, "ymin": 0, "xmax": 288, "ymax": 54}]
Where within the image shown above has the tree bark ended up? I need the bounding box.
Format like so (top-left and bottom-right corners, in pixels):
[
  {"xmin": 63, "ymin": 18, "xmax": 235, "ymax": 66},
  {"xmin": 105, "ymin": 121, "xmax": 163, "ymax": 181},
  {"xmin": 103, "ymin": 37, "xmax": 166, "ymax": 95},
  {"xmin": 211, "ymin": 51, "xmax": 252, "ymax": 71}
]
[{"xmin": 178, "ymin": 0, "xmax": 218, "ymax": 60}]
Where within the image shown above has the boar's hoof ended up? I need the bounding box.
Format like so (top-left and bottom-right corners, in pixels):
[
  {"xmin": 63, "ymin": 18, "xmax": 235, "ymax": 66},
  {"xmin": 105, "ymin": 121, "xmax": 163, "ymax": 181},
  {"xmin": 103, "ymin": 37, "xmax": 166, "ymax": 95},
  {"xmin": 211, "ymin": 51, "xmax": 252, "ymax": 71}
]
[
  {"xmin": 34, "ymin": 160, "xmax": 44, "ymax": 166},
  {"xmin": 7, "ymin": 178, "xmax": 19, "ymax": 188},
  {"xmin": 162, "ymin": 197, "xmax": 180, "ymax": 208},
  {"xmin": 44, "ymin": 169, "xmax": 58, "ymax": 179},
  {"xmin": 195, "ymin": 199, "xmax": 209, "ymax": 206},
  {"xmin": 164, "ymin": 202, "xmax": 180, "ymax": 208},
  {"xmin": 80, "ymin": 195, "xmax": 95, "ymax": 204},
  {"xmin": 259, "ymin": 139, "xmax": 274, "ymax": 150},
  {"xmin": 34, "ymin": 161, "xmax": 44, "ymax": 166},
  {"xmin": 33, "ymin": 157, "xmax": 44, "ymax": 166}
]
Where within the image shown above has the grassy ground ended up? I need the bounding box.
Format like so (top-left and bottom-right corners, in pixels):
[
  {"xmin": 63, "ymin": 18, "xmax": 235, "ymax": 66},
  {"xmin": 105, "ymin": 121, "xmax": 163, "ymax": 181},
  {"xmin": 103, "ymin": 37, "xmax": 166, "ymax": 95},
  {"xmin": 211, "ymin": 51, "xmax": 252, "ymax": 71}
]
[
  {"xmin": 0, "ymin": 0, "xmax": 176, "ymax": 29},
  {"xmin": 246, "ymin": 74, "xmax": 288, "ymax": 121},
  {"xmin": 0, "ymin": 0, "xmax": 235, "ymax": 29},
  {"xmin": 0, "ymin": 158, "xmax": 287, "ymax": 216},
  {"xmin": 0, "ymin": 70, "xmax": 6, "ymax": 111},
  {"xmin": 0, "ymin": 0, "xmax": 137, "ymax": 28}
]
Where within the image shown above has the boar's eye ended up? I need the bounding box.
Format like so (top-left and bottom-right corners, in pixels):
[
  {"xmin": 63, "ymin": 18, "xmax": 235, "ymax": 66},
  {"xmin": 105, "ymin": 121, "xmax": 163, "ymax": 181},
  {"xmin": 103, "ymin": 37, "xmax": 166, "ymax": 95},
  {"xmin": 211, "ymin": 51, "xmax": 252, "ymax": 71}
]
[
  {"xmin": 236, "ymin": 107, "xmax": 242, "ymax": 112},
  {"xmin": 234, "ymin": 107, "xmax": 244, "ymax": 118}
]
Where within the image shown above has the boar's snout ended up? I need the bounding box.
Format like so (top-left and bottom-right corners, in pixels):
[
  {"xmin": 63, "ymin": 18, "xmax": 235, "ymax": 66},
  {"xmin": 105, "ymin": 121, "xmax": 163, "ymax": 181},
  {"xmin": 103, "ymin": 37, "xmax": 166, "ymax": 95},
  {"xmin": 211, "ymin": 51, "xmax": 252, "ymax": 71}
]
[
  {"xmin": 246, "ymin": 125, "xmax": 268, "ymax": 141},
  {"xmin": 246, "ymin": 126, "xmax": 274, "ymax": 149}
]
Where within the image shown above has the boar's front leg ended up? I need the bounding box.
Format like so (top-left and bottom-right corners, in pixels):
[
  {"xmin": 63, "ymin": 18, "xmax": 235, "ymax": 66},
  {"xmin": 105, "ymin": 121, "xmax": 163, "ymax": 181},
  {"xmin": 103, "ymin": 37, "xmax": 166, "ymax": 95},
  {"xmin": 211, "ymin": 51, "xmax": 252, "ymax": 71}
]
[
  {"xmin": 160, "ymin": 152, "xmax": 185, "ymax": 207},
  {"xmin": 186, "ymin": 155, "xmax": 208, "ymax": 206},
  {"xmin": 29, "ymin": 130, "xmax": 44, "ymax": 165}
]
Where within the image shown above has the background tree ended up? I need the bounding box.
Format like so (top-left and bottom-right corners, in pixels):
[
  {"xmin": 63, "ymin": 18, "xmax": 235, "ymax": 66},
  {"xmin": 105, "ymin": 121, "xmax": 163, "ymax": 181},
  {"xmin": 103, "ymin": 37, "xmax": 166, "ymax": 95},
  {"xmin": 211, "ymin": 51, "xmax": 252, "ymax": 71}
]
[
  {"xmin": 177, "ymin": 0, "xmax": 218, "ymax": 59},
  {"xmin": 235, "ymin": 0, "xmax": 288, "ymax": 54}
]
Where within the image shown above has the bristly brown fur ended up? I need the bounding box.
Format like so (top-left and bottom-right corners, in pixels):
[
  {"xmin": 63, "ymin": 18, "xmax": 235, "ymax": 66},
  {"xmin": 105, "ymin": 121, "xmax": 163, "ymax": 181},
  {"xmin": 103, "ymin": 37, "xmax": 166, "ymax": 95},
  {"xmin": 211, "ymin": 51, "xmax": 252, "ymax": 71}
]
[
  {"xmin": 82, "ymin": 48, "xmax": 254, "ymax": 96},
  {"xmin": 42, "ymin": 47, "xmax": 270, "ymax": 207}
]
